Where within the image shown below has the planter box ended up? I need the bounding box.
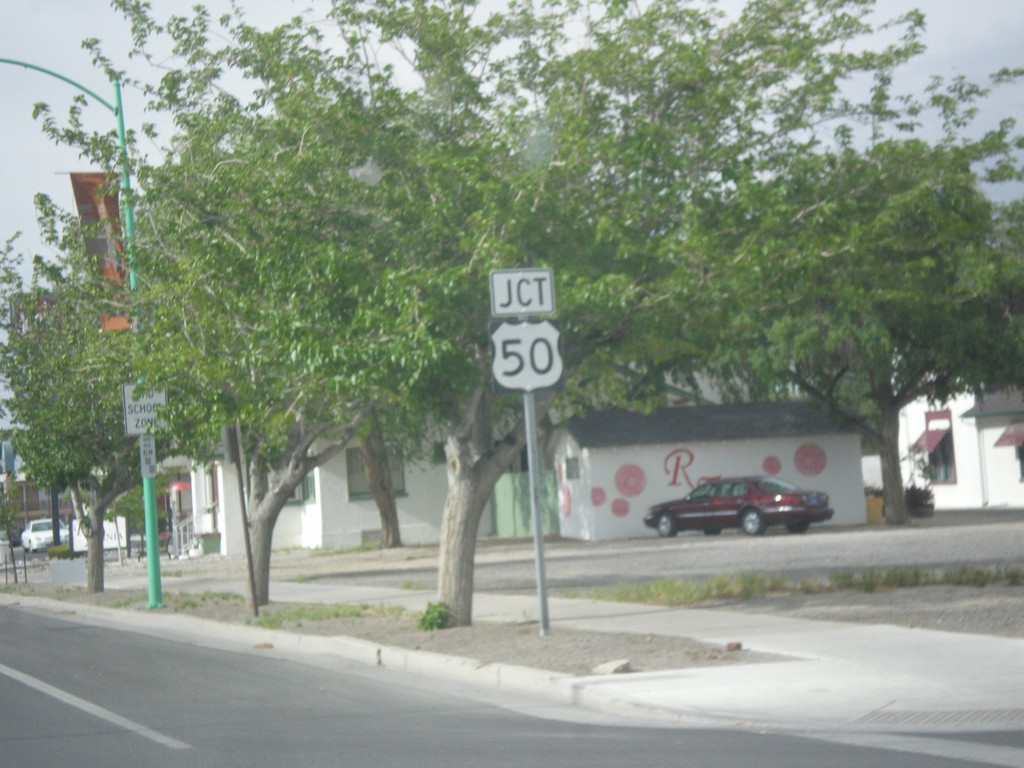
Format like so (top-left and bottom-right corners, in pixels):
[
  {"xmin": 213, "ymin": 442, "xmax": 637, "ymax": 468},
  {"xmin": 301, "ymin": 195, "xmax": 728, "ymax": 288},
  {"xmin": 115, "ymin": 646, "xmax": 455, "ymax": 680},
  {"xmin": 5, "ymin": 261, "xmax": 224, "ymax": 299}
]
[
  {"xmin": 50, "ymin": 559, "xmax": 86, "ymax": 585},
  {"xmin": 199, "ymin": 534, "xmax": 221, "ymax": 556}
]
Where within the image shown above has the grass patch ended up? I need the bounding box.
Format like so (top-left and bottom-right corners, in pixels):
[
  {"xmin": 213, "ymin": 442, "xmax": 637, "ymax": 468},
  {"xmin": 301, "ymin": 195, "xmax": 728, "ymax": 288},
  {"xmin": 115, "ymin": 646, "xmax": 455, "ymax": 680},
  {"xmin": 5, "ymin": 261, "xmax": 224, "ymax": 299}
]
[
  {"xmin": 110, "ymin": 596, "xmax": 145, "ymax": 609},
  {"xmin": 582, "ymin": 565, "xmax": 1024, "ymax": 607},
  {"xmin": 584, "ymin": 572, "xmax": 789, "ymax": 607},
  {"xmin": 168, "ymin": 591, "xmax": 245, "ymax": 612},
  {"xmin": 305, "ymin": 543, "xmax": 436, "ymax": 559},
  {"xmin": 250, "ymin": 602, "xmax": 404, "ymax": 630},
  {"xmin": 826, "ymin": 566, "xmax": 1023, "ymax": 593},
  {"xmin": 309, "ymin": 543, "xmax": 381, "ymax": 558}
]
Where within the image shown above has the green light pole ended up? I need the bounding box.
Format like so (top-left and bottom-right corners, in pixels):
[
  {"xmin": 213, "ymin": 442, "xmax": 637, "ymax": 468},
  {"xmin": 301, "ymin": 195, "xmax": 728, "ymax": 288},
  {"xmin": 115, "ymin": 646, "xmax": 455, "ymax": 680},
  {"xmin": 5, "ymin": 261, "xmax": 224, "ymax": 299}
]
[{"xmin": 1, "ymin": 58, "xmax": 163, "ymax": 607}]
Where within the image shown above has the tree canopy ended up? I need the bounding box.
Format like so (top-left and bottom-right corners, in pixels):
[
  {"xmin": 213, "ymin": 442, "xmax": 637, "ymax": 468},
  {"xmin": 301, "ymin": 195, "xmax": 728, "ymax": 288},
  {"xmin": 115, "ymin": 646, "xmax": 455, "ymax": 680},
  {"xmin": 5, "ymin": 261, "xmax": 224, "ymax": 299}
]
[{"xmin": 692, "ymin": 80, "xmax": 1024, "ymax": 522}]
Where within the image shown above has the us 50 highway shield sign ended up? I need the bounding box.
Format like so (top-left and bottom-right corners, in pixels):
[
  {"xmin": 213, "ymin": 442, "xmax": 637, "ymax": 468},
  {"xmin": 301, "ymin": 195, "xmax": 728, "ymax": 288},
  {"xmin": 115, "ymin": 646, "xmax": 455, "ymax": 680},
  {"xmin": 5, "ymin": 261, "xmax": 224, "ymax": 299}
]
[{"xmin": 490, "ymin": 319, "xmax": 564, "ymax": 393}]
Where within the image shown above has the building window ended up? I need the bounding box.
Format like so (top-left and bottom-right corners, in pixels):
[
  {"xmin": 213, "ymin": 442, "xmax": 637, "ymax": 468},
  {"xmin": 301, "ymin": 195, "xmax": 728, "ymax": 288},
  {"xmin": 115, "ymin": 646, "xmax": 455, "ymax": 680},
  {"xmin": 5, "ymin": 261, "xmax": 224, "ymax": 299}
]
[
  {"xmin": 928, "ymin": 432, "xmax": 956, "ymax": 483},
  {"xmin": 431, "ymin": 442, "xmax": 447, "ymax": 465},
  {"xmin": 287, "ymin": 472, "xmax": 316, "ymax": 504},
  {"xmin": 565, "ymin": 457, "xmax": 580, "ymax": 480},
  {"xmin": 914, "ymin": 410, "xmax": 956, "ymax": 484},
  {"xmin": 208, "ymin": 464, "xmax": 219, "ymax": 506},
  {"xmin": 346, "ymin": 448, "xmax": 405, "ymax": 500}
]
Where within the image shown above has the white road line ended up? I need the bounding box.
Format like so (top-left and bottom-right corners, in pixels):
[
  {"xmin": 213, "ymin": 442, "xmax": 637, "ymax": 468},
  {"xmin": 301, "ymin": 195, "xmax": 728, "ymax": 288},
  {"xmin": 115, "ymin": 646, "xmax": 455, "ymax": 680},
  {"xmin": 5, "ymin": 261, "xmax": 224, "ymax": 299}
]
[{"xmin": 0, "ymin": 661, "xmax": 192, "ymax": 750}]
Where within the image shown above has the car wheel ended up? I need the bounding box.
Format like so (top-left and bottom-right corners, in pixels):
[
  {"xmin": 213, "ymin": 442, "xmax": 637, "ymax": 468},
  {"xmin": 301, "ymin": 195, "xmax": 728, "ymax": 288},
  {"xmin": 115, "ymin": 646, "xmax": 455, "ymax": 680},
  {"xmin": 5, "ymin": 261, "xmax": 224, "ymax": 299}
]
[
  {"xmin": 740, "ymin": 509, "xmax": 765, "ymax": 536},
  {"xmin": 702, "ymin": 529, "xmax": 721, "ymax": 536},
  {"xmin": 786, "ymin": 522, "xmax": 810, "ymax": 534},
  {"xmin": 656, "ymin": 513, "xmax": 678, "ymax": 538}
]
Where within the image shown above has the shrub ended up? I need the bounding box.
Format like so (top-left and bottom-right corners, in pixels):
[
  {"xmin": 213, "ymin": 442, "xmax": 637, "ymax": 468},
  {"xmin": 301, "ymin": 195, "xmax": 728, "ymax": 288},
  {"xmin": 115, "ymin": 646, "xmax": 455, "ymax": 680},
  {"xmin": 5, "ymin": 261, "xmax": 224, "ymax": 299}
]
[
  {"xmin": 904, "ymin": 484, "xmax": 934, "ymax": 513},
  {"xmin": 47, "ymin": 544, "xmax": 72, "ymax": 560},
  {"xmin": 417, "ymin": 602, "xmax": 452, "ymax": 631}
]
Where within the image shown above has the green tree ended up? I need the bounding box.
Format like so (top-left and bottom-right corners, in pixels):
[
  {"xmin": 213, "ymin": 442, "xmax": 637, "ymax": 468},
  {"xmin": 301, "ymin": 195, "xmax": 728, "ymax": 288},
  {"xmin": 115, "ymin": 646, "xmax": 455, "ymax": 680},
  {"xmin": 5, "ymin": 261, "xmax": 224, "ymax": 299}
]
[
  {"xmin": 99, "ymin": 3, "xmax": 448, "ymax": 605},
  {"xmin": 0, "ymin": 213, "xmax": 142, "ymax": 591},
  {"xmin": 0, "ymin": 472, "xmax": 22, "ymax": 582},
  {"xmin": 694, "ymin": 95, "xmax": 1024, "ymax": 523}
]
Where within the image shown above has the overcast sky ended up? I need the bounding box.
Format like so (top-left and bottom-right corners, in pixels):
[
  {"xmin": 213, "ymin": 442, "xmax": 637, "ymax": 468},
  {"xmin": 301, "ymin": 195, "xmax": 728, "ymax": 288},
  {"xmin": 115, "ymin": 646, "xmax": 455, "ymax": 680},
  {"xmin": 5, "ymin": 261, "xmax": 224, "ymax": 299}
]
[{"xmin": 2, "ymin": 0, "xmax": 1023, "ymax": 262}]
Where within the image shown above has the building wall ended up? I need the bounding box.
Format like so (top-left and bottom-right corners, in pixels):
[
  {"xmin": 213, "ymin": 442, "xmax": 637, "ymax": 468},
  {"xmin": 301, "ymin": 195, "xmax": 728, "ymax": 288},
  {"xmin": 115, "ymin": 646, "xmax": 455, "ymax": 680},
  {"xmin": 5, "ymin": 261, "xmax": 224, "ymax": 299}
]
[
  {"xmin": 901, "ymin": 395, "xmax": 1024, "ymax": 509},
  {"xmin": 555, "ymin": 432, "xmax": 864, "ymax": 541},
  {"xmin": 314, "ymin": 451, "xmax": 457, "ymax": 549},
  {"xmin": 979, "ymin": 420, "xmax": 1023, "ymax": 507},
  {"xmin": 900, "ymin": 395, "xmax": 981, "ymax": 508},
  {"xmin": 201, "ymin": 449, "xmax": 456, "ymax": 556}
]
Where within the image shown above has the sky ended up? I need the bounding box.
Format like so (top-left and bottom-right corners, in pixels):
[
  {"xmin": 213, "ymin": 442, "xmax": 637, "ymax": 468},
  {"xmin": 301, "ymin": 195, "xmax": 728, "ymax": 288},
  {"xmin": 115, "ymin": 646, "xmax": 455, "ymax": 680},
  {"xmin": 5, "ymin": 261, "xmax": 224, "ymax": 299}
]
[{"xmin": 2, "ymin": 0, "xmax": 1023, "ymax": 264}]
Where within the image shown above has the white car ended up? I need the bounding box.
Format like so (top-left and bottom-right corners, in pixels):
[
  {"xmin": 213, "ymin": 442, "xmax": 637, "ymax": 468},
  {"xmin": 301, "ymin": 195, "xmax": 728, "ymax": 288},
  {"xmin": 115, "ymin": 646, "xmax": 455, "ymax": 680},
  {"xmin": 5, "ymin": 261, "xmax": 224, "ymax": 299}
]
[{"xmin": 21, "ymin": 519, "xmax": 69, "ymax": 552}]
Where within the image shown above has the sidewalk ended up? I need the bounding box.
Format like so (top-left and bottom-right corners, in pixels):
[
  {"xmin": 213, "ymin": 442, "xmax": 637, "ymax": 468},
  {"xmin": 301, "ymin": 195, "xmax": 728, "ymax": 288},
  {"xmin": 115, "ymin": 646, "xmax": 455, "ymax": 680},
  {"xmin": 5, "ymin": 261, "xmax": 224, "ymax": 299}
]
[{"xmin": 88, "ymin": 564, "xmax": 1024, "ymax": 737}]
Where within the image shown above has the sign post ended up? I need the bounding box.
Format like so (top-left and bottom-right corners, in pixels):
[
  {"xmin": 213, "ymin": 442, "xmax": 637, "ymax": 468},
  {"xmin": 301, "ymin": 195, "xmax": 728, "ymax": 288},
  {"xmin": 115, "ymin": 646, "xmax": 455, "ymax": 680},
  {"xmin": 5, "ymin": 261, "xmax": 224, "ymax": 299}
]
[
  {"xmin": 123, "ymin": 384, "xmax": 167, "ymax": 608},
  {"xmin": 489, "ymin": 269, "xmax": 561, "ymax": 636}
]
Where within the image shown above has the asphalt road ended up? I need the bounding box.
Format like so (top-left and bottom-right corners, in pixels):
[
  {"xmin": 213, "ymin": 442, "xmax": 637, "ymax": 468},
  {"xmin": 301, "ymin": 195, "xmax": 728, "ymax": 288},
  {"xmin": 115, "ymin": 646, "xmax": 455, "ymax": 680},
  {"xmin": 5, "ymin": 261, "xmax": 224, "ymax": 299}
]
[{"xmin": 0, "ymin": 605, "xmax": 1006, "ymax": 768}]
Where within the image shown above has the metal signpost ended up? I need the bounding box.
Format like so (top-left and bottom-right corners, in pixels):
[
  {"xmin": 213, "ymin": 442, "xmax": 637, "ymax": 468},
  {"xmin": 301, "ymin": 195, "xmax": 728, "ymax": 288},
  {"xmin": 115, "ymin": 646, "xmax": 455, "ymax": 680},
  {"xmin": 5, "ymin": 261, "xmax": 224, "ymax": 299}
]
[
  {"xmin": 123, "ymin": 384, "xmax": 167, "ymax": 608},
  {"xmin": 489, "ymin": 268, "xmax": 562, "ymax": 636}
]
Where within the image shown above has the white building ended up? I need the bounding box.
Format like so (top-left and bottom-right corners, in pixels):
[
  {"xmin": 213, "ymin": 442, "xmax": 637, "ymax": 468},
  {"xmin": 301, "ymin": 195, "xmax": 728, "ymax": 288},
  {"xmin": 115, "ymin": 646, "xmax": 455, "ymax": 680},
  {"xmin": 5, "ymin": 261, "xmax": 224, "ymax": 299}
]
[
  {"xmin": 551, "ymin": 402, "xmax": 865, "ymax": 541},
  {"xmin": 184, "ymin": 444, "xmax": 456, "ymax": 556},
  {"xmin": 179, "ymin": 400, "xmax": 882, "ymax": 553},
  {"xmin": 899, "ymin": 390, "xmax": 1024, "ymax": 510}
]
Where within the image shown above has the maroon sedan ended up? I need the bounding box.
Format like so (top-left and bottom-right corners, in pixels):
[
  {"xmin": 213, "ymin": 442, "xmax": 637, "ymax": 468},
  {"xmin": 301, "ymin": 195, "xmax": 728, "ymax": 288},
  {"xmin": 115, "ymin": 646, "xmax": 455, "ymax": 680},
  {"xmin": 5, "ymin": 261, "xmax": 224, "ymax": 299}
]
[{"xmin": 644, "ymin": 476, "xmax": 834, "ymax": 537}]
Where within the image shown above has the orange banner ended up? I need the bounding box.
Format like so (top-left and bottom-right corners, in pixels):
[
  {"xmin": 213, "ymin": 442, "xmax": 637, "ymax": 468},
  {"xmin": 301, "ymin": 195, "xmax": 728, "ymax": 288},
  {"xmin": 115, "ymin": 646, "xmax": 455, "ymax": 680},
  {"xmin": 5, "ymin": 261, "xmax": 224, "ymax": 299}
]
[{"xmin": 69, "ymin": 172, "xmax": 130, "ymax": 331}]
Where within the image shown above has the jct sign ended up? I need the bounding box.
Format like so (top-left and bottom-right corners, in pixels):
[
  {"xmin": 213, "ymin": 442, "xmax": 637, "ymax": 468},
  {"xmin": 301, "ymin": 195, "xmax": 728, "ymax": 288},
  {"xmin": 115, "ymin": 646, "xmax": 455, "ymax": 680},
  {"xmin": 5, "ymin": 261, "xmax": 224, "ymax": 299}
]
[{"xmin": 489, "ymin": 268, "xmax": 554, "ymax": 317}]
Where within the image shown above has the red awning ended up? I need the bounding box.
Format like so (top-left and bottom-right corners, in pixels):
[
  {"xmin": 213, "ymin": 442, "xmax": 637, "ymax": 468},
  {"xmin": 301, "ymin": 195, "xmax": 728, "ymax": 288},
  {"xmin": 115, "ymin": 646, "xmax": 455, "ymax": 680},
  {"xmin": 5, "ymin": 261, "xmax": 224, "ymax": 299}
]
[
  {"xmin": 913, "ymin": 428, "xmax": 949, "ymax": 454},
  {"xmin": 994, "ymin": 423, "xmax": 1024, "ymax": 448}
]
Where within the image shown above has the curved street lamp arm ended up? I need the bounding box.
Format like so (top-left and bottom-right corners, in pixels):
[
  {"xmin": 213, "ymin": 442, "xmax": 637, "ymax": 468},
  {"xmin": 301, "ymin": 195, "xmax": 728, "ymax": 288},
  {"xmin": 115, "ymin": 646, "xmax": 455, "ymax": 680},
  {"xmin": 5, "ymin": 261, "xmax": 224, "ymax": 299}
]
[{"xmin": 0, "ymin": 57, "xmax": 116, "ymax": 114}]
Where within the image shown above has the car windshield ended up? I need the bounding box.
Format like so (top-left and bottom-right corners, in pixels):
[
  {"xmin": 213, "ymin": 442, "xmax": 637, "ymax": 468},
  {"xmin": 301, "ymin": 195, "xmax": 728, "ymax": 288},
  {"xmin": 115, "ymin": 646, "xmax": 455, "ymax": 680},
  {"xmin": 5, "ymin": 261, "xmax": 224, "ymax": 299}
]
[
  {"xmin": 752, "ymin": 478, "xmax": 798, "ymax": 494},
  {"xmin": 34, "ymin": 521, "xmax": 52, "ymax": 531}
]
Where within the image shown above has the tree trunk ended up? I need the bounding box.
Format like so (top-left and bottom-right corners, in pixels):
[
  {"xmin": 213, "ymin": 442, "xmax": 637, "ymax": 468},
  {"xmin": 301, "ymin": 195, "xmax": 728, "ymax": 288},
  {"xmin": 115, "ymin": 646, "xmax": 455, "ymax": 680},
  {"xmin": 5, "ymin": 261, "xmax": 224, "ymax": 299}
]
[
  {"xmin": 249, "ymin": 510, "xmax": 275, "ymax": 606},
  {"xmin": 247, "ymin": 462, "xmax": 325, "ymax": 605},
  {"xmin": 437, "ymin": 460, "xmax": 490, "ymax": 627},
  {"xmin": 361, "ymin": 419, "xmax": 401, "ymax": 549},
  {"xmin": 878, "ymin": 405, "xmax": 909, "ymax": 525},
  {"xmin": 437, "ymin": 387, "xmax": 527, "ymax": 627},
  {"xmin": 86, "ymin": 507, "xmax": 105, "ymax": 593},
  {"xmin": 69, "ymin": 485, "xmax": 106, "ymax": 594}
]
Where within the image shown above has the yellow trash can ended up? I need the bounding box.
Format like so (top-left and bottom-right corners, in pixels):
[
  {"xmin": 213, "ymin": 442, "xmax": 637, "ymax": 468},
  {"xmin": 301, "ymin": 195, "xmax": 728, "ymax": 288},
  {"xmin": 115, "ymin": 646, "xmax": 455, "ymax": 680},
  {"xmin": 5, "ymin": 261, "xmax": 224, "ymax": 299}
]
[{"xmin": 865, "ymin": 497, "xmax": 884, "ymax": 525}]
